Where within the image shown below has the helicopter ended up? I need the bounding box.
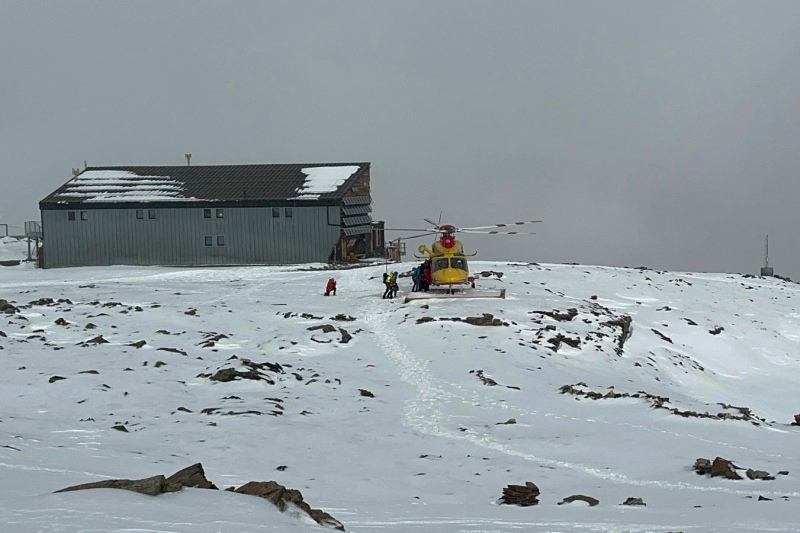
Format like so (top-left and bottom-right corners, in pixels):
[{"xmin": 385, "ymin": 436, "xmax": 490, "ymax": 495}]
[{"xmin": 386, "ymin": 216, "xmax": 541, "ymax": 299}]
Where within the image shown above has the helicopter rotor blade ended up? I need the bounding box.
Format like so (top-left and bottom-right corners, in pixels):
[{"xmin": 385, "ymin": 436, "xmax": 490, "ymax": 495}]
[
  {"xmin": 423, "ymin": 217, "xmax": 441, "ymax": 229},
  {"xmin": 458, "ymin": 220, "xmax": 543, "ymax": 231},
  {"xmin": 459, "ymin": 230, "xmax": 537, "ymax": 235},
  {"xmin": 375, "ymin": 227, "xmax": 435, "ymax": 232}
]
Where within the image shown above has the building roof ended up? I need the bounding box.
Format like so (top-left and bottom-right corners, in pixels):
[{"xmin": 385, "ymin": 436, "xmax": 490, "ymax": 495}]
[{"xmin": 40, "ymin": 163, "xmax": 370, "ymax": 205}]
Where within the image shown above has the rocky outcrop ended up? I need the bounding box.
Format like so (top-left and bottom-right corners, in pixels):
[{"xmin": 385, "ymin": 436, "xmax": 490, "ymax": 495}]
[
  {"xmin": 558, "ymin": 494, "xmax": 599, "ymax": 506},
  {"xmin": 693, "ymin": 457, "xmax": 775, "ymax": 481},
  {"xmin": 499, "ymin": 482, "xmax": 540, "ymax": 506},
  {"xmin": 235, "ymin": 481, "xmax": 344, "ymax": 530},
  {"xmin": 56, "ymin": 474, "xmax": 170, "ymax": 496},
  {"xmin": 55, "ymin": 464, "xmax": 343, "ymax": 530}
]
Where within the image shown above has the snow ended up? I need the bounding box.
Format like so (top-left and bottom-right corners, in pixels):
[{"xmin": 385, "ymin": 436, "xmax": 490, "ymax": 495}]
[
  {"xmin": 63, "ymin": 170, "xmax": 192, "ymax": 202},
  {"xmin": 2, "ymin": 245, "xmax": 800, "ymax": 532},
  {"xmin": 291, "ymin": 166, "xmax": 360, "ymax": 200}
]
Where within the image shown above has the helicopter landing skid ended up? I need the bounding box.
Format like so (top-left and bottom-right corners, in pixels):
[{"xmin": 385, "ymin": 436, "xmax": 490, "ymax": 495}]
[{"xmin": 403, "ymin": 288, "xmax": 506, "ymax": 304}]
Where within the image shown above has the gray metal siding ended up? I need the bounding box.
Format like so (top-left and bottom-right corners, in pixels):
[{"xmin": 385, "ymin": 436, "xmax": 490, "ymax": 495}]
[{"xmin": 41, "ymin": 205, "xmax": 340, "ymax": 268}]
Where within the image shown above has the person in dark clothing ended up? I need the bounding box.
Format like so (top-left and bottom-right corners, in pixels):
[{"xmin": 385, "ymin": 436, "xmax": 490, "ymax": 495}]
[
  {"xmin": 325, "ymin": 278, "xmax": 337, "ymax": 296},
  {"xmin": 411, "ymin": 266, "xmax": 420, "ymax": 292},
  {"xmin": 422, "ymin": 261, "xmax": 432, "ymax": 292}
]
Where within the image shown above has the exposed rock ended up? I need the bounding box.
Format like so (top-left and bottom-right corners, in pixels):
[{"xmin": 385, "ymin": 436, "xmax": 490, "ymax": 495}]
[
  {"xmin": 48, "ymin": 375, "xmax": 67, "ymax": 383},
  {"xmin": 693, "ymin": 458, "xmax": 712, "ymax": 475},
  {"xmin": 82, "ymin": 335, "xmax": 109, "ymax": 345},
  {"xmin": 359, "ymin": 389, "xmax": 374, "ymax": 398},
  {"xmin": 464, "ymin": 313, "xmax": 503, "ymax": 326},
  {"xmin": 54, "ymin": 317, "xmax": 69, "ymax": 326},
  {"xmin": 209, "ymin": 368, "xmax": 261, "ymax": 382},
  {"xmin": 792, "ymin": 414, "xmax": 800, "ymax": 426},
  {"xmin": 530, "ymin": 308, "xmax": 578, "ymax": 322},
  {"xmin": 330, "ymin": 314, "xmax": 355, "ymax": 321},
  {"xmin": 746, "ymin": 468, "xmax": 775, "ymax": 481},
  {"xmin": 498, "ymin": 418, "xmax": 517, "ymax": 425},
  {"xmin": 307, "ymin": 324, "xmax": 336, "ymax": 333},
  {"xmin": 601, "ymin": 315, "xmax": 632, "ymax": 355},
  {"xmin": 2, "ymin": 298, "xmax": 21, "ymax": 312},
  {"xmin": 111, "ymin": 425, "xmax": 128, "ymax": 432},
  {"xmin": 55, "ymin": 475, "xmax": 168, "ymax": 496},
  {"xmin": 235, "ymin": 481, "xmax": 344, "ymax": 530},
  {"xmin": 158, "ymin": 347, "xmax": 188, "ymax": 356},
  {"xmin": 709, "ymin": 326, "xmax": 724, "ymax": 335},
  {"xmin": 558, "ymin": 494, "xmax": 599, "ymax": 506},
  {"xmin": 651, "ymin": 328, "xmax": 673, "ymax": 344},
  {"xmin": 128, "ymin": 340, "xmax": 147, "ymax": 348},
  {"xmin": 164, "ymin": 463, "xmax": 218, "ymax": 492},
  {"xmin": 499, "ymin": 481, "xmax": 540, "ymax": 506},
  {"xmin": 621, "ymin": 497, "xmax": 646, "ymax": 506},
  {"xmin": 710, "ymin": 457, "xmax": 742, "ymax": 480},
  {"xmin": 416, "ymin": 316, "xmax": 435, "ymax": 324},
  {"xmin": 338, "ymin": 328, "xmax": 352, "ymax": 344}
]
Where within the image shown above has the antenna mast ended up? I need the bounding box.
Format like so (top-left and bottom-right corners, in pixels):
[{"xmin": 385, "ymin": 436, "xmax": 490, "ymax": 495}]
[{"xmin": 760, "ymin": 235, "xmax": 774, "ymax": 277}]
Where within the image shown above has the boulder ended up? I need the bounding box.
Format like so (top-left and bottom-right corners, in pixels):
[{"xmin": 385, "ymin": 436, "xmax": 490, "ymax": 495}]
[
  {"xmin": 558, "ymin": 494, "xmax": 599, "ymax": 506},
  {"xmin": 621, "ymin": 497, "xmax": 646, "ymax": 506},
  {"xmin": 693, "ymin": 457, "xmax": 712, "ymax": 475},
  {"xmin": 235, "ymin": 481, "xmax": 344, "ymax": 530},
  {"xmin": 746, "ymin": 469, "xmax": 775, "ymax": 481},
  {"xmin": 499, "ymin": 481, "xmax": 540, "ymax": 506},
  {"xmin": 710, "ymin": 457, "xmax": 742, "ymax": 480},
  {"xmin": 164, "ymin": 463, "xmax": 218, "ymax": 491}
]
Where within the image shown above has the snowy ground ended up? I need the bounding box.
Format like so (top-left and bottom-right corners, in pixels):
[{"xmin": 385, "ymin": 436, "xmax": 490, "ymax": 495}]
[{"xmin": 2, "ymin": 249, "xmax": 800, "ymax": 532}]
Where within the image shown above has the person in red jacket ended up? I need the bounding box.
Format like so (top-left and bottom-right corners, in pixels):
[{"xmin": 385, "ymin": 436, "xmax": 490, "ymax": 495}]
[{"xmin": 325, "ymin": 278, "xmax": 337, "ymax": 296}]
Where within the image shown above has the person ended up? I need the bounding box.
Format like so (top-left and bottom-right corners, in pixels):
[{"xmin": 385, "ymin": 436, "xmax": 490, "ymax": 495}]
[
  {"xmin": 325, "ymin": 278, "xmax": 337, "ymax": 296},
  {"xmin": 411, "ymin": 265, "xmax": 420, "ymax": 292},
  {"xmin": 422, "ymin": 261, "xmax": 432, "ymax": 292},
  {"xmin": 382, "ymin": 272, "xmax": 392, "ymax": 299},
  {"xmin": 389, "ymin": 271, "xmax": 399, "ymax": 298}
]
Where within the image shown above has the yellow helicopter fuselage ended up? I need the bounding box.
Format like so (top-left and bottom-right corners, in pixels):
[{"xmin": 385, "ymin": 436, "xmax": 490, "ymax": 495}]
[{"xmin": 418, "ymin": 240, "xmax": 473, "ymax": 287}]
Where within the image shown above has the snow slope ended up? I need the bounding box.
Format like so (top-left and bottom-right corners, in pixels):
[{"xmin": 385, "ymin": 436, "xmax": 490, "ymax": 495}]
[{"xmin": 2, "ymin": 252, "xmax": 800, "ymax": 532}]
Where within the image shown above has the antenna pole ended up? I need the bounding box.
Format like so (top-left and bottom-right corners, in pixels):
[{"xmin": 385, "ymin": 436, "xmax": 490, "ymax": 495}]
[
  {"xmin": 185, "ymin": 153, "xmax": 192, "ymax": 166},
  {"xmin": 765, "ymin": 235, "xmax": 769, "ymax": 268}
]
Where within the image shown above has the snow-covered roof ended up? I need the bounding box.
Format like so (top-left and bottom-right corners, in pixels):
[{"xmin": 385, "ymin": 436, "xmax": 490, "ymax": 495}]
[{"xmin": 40, "ymin": 163, "xmax": 370, "ymax": 205}]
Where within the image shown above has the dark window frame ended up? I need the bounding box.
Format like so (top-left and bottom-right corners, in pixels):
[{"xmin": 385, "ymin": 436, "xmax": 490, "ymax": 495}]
[
  {"xmin": 217, "ymin": 235, "xmax": 225, "ymax": 246},
  {"xmin": 216, "ymin": 208, "xmax": 224, "ymax": 219},
  {"xmin": 68, "ymin": 211, "xmax": 76, "ymax": 221},
  {"xmin": 80, "ymin": 211, "xmax": 88, "ymax": 221},
  {"xmin": 204, "ymin": 235, "xmax": 213, "ymax": 247},
  {"xmin": 203, "ymin": 209, "xmax": 211, "ymax": 219},
  {"xmin": 272, "ymin": 207, "xmax": 280, "ymax": 218},
  {"xmin": 136, "ymin": 209, "xmax": 144, "ymax": 220},
  {"xmin": 148, "ymin": 210, "xmax": 156, "ymax": 220},
  {"xmin": 285, "ymin": 207, "xmax": 293, "ymax": 218}
]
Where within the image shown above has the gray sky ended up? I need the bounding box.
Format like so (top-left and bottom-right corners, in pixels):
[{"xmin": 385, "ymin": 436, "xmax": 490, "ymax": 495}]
[{"xmin": 3, "ymin": 1, "xmax": 800, "ymax": 277}]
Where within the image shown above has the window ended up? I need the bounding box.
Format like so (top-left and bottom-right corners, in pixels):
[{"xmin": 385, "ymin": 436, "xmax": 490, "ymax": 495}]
[
  {"xmin": 203, "ymin": 209, "xmax": 211, "ymax": 218},
  {"xmin": 80, "ymin": 211, "xmax": 88, "ymax": 221},
  {"xmin": 136, "ymin": 210, "xmax": 144, "ymax": 220},
  {"xmin": 68, "ymin": 211, "xmax": 76, "ymax": 221},
  {"xmin": 217, "ymin": 235, "xmax": 225, "ymax": 246},
  {"xmin": 216, "ymin": 208, "xmax": 224, "ymax": 218},
  {"xmin": 285, "ymin": 207, "xmax": 293, "ymax": 218},
  {"xmin": 272, "ymin": 207, "xmax": 280, "ymax": 218},
  {"xmin": 433, "ymin": 258, "xmax": 449, "ymax": 272},
  {"xmin": 148, "ymin": 210, "xmax": 156, "ymax": 219},
  {"xmin": 204, "ymin": 236, "xmax": 213, "ymax": 246}
]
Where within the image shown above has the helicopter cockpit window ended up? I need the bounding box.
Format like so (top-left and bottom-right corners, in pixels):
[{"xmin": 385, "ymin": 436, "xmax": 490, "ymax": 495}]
[
  {"xmin": 451, "ymin": 257, "xmax": 466, "ymax": 270},
  {"xmin": 433, "ymin": 258, "xmax": 450, "ymax": 272}
]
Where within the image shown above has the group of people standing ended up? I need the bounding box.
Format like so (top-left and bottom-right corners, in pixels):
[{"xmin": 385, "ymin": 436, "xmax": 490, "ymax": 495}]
[{"xmin": 410, "ymin": 260, "xmax": 432, "ymax": 292}]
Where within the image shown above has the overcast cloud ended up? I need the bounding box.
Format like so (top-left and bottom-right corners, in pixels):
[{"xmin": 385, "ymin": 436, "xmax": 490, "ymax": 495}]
[{"xmin": 2, "ymin": 1, "xmax": 800, "ymax": 277}]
